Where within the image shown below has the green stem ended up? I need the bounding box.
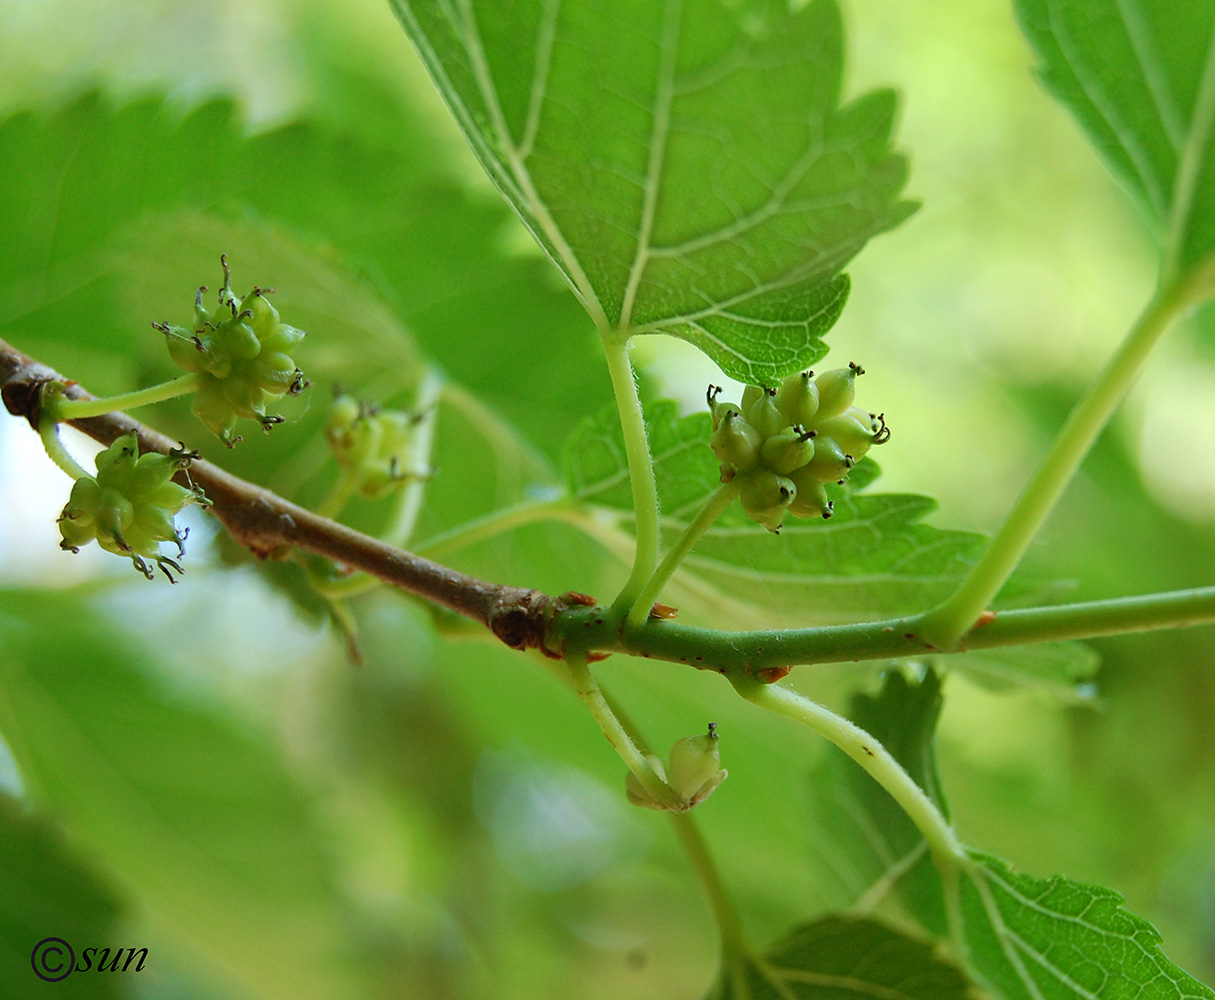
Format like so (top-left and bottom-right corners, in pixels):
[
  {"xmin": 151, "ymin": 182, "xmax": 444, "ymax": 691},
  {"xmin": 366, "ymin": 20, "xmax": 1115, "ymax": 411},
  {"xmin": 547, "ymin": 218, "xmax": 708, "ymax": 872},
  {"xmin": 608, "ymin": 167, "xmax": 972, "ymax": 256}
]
[
  {"xmin": 737, "ymin": 679, "xmax": 964, "ymax": 864},
  {"xmin": 549, "ymin": 585, "xmax": 1215, "ymax": 674},
  {"xmin": 668, "ymin": 811, "xmax": 749, "ymax": 957},
  {"xmin": 38, "ymin": 419, "xmax": 90, "ymax": 480},
  {"xmin": 46, "ymin": 373, "xmax": 201, "ymax": 421},
  {"xmin": 603, "ymin": 336, "xmax": 661, "ymax": 622},
  {"xmin": 565, "ymin": 650, "xmax": 682, "ymax": 810},
  {"xmin": 626, "ymin": 480, "xmax": 742, "ymax": 629},
  {"xmin": 919, "ymin": 279, "xmax": 1200, "ymax": 649}
]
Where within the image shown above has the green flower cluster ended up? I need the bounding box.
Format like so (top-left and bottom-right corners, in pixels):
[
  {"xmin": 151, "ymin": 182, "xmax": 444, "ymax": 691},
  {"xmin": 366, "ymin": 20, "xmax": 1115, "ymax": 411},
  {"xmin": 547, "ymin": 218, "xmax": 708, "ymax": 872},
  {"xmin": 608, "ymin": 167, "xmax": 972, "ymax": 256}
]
[
  {"xmin": 58, "ymin": 434, "xmax": 207, "ymax": 580},
  {"xmin": 709, "ymin": 363, "xmax": 889, "ymax": 533},
  {"xmin": 325, "ymin": 393, "xmax": 424, "ymax": 499},
  {"xmin": 157, "ymin": 257, "xmax": 307, "ymax": 446},
  {"xmin": 626, "ymin": 723, "xmax": 728, "ymax": 811}
]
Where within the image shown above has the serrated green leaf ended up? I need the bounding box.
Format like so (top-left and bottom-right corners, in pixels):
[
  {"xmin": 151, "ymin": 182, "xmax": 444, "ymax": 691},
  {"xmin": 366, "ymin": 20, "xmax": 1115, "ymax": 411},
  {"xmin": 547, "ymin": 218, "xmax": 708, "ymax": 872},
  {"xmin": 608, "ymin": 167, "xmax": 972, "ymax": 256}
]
[
  {"xmin": 1015, "ymin": 0, "xmax": 1215, "ymax": 285},
  {"xmin": 943, "ymin": 642, "xmax": 1100, "ymax": 706},
  {"xmin": 805, "ymin": 672, "xmax": 1214, "ymax": 1000},
  {"xmin": 391, "ymin": 0, "xmax": 915, "ymax": 382},
  {"xmin": 805, "ymin": 669, "xmax": 949, "ymax": 934},
  {"xmin": 704, "ymin": 914, "xmax": 973, "ymax": 1000},
  {"xmin": 0, "ymin": 590, "xmax": 370, "ymax": 1000},
  {"xmin": 954, "ymin": 852, "xmax": 1215, "ymax": 1000},
  {"xmin": 0, "ymin": 793, "xmax": 128, "ymax": 1000},
  {"xmin": 565, "ymin": 399, "xmax": 984, "ymax": 622}
]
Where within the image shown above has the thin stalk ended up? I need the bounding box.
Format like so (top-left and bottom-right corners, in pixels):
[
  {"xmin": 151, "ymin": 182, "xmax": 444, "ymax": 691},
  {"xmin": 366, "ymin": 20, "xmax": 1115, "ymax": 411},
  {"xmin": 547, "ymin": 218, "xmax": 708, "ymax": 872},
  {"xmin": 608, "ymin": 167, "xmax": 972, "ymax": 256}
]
[
  {"xmin": 735, "ymin": 679, "xmax": 965, "ymax": 863},
  {"xmin": 919, "ymin": 279, "xmax": 1201, "ymax": 649},
  {"xmin": 415, "ymin": 497, "xmax": 575, "ymax": 559},
  {"xmin": 626, "ymin": 479, "xmax": 742, "ymax": 629},
  {"xmin": 46, "ymin": 373, "xmax": 201, "ymax": 421},
  {"xmin": 314, "ymin": 466, "xmax": 362, "ymax": 520},
  {"xmin": 565, "ymin": 650, "xmax": 682, "ymax": 810},
  {"xmin": 38, "ymin": 420, "xmax": 90, "ymax": 480},
  {"xmin": 603, "ymin": 337, "xmax": 661, "ymax": 621},
  {"xmin": 668, "ymin": 811, "xmax": 749, "ymax": 958},
  {"xmin": 383, "ymin": 369, "xmax": 444, "ymax": 548}
]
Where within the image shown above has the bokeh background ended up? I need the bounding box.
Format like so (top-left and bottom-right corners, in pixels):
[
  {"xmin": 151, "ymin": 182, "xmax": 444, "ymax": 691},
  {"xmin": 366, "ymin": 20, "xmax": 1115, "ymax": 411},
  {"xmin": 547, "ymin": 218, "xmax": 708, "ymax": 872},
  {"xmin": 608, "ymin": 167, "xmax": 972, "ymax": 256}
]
[{"xmin": 0, "ymin": 1, "xmax": 1213, "ymax": 998}]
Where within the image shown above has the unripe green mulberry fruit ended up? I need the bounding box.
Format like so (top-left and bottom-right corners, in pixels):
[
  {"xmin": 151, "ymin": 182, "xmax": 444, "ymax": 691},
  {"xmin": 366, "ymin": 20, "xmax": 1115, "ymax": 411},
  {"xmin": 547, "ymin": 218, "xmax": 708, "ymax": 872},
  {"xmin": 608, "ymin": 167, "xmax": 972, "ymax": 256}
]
[
  {"xmin": 759, "ymin": 425, "xmax": 815, "ymax": 475},
  {"xmin": 813, "ymin": 362, "xmax": 864, "ymax": 420},
  {"xmin": 739, "ymin": 468, "xmax": 796, "ymax": 533},
  {"xmin": 776, "ymin": 370, "xmax": 820, "ymax": 427},
  {"xmin": 158, "ymin": 257, "xmax": 308, "ymax": 446},
  {"xmin": 802, "ymin": 435, "xmax": 854, "ymax": 482},
  {"xmin": 814, "ymin": 407, "xmax": 879, "ymax": 461},
  {"xmin": 740, "ymin": 384, "xmax": 763, "ymax": 415},
  {"xmin": 746, "ymin": 388, "xmax": 787, "ymax": 439},
  {"xmin": 710, "ymin": 410, "xmax": 761, "ymax": 471},
  {"xmin": 326, "ymin": 393, "xmax": 425, "ymax": 500},
  {"xmin": 787, "ymin": 467, "xmax": 834, "ymax": 519},
  {"xmin": 57, "ymin": 434, "xmax": 206, "ymax": 580},
  {"xmin": 706, "ymin": 385, "xmax": 741, "ymax": 431}
]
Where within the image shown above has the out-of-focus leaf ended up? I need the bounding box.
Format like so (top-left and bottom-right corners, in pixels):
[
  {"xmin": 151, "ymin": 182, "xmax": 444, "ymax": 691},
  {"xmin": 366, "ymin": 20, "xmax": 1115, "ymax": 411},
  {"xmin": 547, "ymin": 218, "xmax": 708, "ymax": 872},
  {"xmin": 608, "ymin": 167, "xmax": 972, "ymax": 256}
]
[
  {"xmin": 954, "ymin": 852, "xmax": 1215, "ymax": 1000},
  {"xmin": 0, "ymin": 92, "xmax": 608, "ymax": 460},
  {"xmin": 1015, "ymin": 0, "xmax": 1215, "ymax": 286},
  {"xmin": 565, "ymin": 400, "xmax": 984, "ymax": 622},
  {"xmin": 0, "ymin": 590, "xmax": 370, "ymax": 1000},
  {"xmin": 704, "ymin": 914, "xmax": 973, "ymax": 1000},
  {"xmin": 943, "ymin": 642, "xmax": 1100, "ymax": 705},
  {"xmin": 390, "ymin": 0, "xmax": 914, "ymax": 382},
  {"xmin": 805, "ymin": 669, "xmax": 949, "ymax": 934},
  {"xmin": 0, "ymin": 793, "xmax": 127, "ymax": 999}
]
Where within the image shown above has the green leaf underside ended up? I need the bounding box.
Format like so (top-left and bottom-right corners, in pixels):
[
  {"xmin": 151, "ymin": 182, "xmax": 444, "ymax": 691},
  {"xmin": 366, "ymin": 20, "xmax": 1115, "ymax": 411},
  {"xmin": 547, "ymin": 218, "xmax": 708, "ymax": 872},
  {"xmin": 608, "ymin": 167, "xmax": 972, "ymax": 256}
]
[
  {"xmin": 942, "ymin": 642, "xmax": 1100, "ymax": 705},
  {"xmin": 956, "ymin": 853, "xmax": 1215, "ymax": 1000},
  {"xmin": 564, "ymin": 400, "xmax": 984, "ymax": 620},
  {"xmin": 0, "ymin": 590, "xmax": 363, "ymax": 1000},
  {"xmin": 391, "ymin": 0, "xmax": 915, "ymax": 383},
  {"xmin": 705, "ymin": 914, "xmax": 973, "ymax": 1000},
  {"xmin": 1015, "ymin": 0, "xmax": 1215, "ymax": 282},
  {"xmin": 805, "ymin": 670, "xmax": 949, "ymax": 934}
]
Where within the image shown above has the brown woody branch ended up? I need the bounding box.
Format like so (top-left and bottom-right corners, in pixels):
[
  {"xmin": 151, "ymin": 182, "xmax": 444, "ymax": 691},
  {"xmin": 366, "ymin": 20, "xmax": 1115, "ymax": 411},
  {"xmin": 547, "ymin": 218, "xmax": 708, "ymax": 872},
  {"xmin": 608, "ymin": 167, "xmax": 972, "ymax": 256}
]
[{"xmin": 0, "ymin": 336, "xmax": 560, "ymax": 653}]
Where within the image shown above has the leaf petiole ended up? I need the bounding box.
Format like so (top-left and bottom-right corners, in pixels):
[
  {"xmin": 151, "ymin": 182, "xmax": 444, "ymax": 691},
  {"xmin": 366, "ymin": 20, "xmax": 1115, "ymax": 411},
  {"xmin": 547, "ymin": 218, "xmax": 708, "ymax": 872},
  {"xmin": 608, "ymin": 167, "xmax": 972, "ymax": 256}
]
[
  {"xmin": 919, "ymin": 275, "xmax": 1206, "ymax": 649},
  {"xmin": 603, "ymin": 336, "xmax": 662, "ymax": 622},
  {"xmin": 736, "ymin": 677, "xmax": 967, "ymax": 866}
]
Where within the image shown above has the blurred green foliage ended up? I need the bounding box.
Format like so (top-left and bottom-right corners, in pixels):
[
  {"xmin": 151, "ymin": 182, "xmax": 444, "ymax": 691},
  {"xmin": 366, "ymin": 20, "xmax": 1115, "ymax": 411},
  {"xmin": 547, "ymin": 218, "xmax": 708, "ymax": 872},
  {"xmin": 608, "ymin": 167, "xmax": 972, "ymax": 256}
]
[{"xmin": 0, "ymin": 1, "xmax": 1212, "ymax": 998}]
